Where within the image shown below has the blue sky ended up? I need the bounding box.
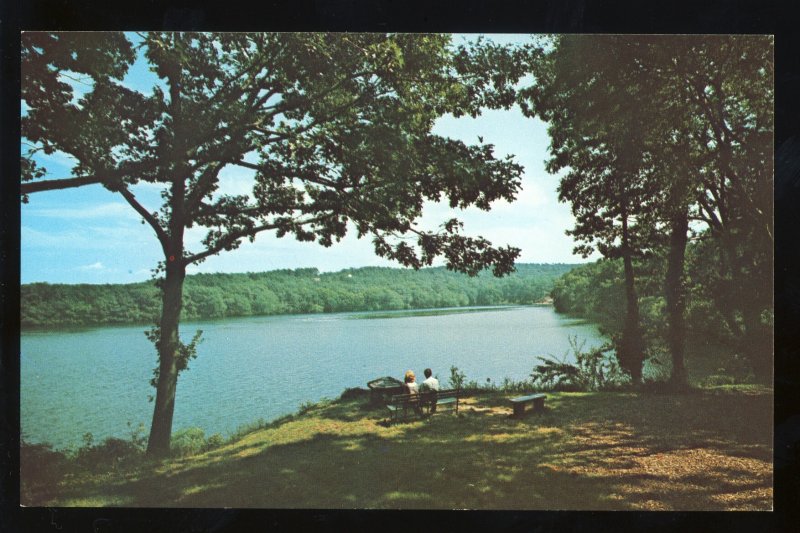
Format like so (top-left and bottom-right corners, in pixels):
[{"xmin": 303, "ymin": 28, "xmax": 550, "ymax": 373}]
[{"xmin": 21, "ymin": 33, "xmax": 593, "ymax": 285}]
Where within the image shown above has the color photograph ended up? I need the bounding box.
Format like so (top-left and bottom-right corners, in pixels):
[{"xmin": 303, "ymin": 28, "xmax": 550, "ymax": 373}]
[{"xmin": 20, "ymin": 32, "xmax": 773, "ymax": 509}]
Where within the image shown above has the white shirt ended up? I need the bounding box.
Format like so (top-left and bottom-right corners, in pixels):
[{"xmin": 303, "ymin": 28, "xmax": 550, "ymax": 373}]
[{"xmin": 420, "ymin": 376, "xmax": 440, "ymax": 391}]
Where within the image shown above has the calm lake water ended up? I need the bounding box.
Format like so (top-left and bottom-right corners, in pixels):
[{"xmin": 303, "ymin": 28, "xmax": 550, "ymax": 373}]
[{"xmin": 21, "ymin": 306, "xmax": 604, "ymax": 448}]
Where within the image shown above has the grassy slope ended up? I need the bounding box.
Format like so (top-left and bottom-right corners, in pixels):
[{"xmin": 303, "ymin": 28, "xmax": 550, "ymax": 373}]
[{"xmin": 34, "ymin": 386, "xmax": 772, "ymax": 510}]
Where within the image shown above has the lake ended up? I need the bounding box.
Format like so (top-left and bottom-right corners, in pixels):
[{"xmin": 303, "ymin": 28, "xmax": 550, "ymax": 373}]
[{"xmin": 20, "ymin": 306, "xmax": 605, "ymax": 449}]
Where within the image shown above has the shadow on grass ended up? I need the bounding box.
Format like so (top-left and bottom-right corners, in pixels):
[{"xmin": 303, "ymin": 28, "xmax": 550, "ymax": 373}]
[{"xmin": 50, "ymin": 389, "xmax": 773, "ymax": 510}]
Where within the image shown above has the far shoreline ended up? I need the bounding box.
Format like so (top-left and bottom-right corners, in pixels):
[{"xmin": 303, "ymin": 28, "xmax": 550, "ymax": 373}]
[{"xmin": 20, "ymin": 301, "xmax": 559, "ymax": 333}]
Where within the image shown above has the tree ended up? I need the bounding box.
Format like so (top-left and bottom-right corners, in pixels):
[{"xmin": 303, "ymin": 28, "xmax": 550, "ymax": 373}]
[
  {"xmin": 609, "ymin": 36, "xmax": 773, "ymax": 384},
  {"xmin": 522, "ymin": 35, "xmax": 772, "ymax": 385},
  {"xmin": 521, "ymin": 36, "xmax": 661, "ymax": 383},
  {"xmin": 21, "ymin": 32, "xmax": 527, "ymax": 456},
  {"xmin": 667, "ymin": 36, "xmax": 773, "ymax": 381}
]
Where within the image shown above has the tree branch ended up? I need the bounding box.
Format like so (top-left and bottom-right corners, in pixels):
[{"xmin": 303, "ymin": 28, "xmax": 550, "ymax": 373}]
[
  {"xmin": 230, "ymin": 159, "xmax": 341, "ymax": 189},
  {"xmin": 20, "ymin": 175, "xmax": 107, "ymax": 194},
  {"xmin": 117, "ymin": 184, "xmax": 170, "ymax": 254},
  {"xmin": 185, "ymin": 162, "xmax": 224, "ymax": 216},
  {"xmin": 185, "ymin": 214, "xmax": 331, "ymax": 265}
]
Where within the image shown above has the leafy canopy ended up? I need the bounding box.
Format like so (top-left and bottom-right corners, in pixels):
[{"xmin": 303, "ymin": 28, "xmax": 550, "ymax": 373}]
[{"xmin": 22, "ymin": 32, "xmax": 530, "ymax": 276}]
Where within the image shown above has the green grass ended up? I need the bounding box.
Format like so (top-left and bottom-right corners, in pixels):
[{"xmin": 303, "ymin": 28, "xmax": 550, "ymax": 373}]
[{"xmin": 22, "ymin": 385, "xmax": 772, "ymax": 510}]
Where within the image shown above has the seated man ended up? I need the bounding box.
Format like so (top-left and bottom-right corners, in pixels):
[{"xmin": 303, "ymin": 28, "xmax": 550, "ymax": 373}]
[{"xmin": 418, "ymin": 368, "xmax": 440, "ymax": 413}]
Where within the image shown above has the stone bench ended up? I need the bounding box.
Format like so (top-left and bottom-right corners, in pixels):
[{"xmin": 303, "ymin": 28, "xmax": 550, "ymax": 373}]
[{"xmin": 509, "ymin": 393, "xmax": 546, "ymax": 418}]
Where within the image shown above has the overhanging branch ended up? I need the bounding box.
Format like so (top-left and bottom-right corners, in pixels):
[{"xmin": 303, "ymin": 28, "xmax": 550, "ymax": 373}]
[
  {"xmin": 186, "ymin": 214, "xmax": 331, "ymax": 265},
  {"xmin": 20, "ymin": 175, "xmax": 107, "ymax": 195},
  {"xmin": 230, "ymin": 159, "xmax": 341, "ymax": 189}
]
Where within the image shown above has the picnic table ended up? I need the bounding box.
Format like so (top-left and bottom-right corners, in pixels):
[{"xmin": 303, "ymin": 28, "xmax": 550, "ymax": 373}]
[{"xmin": 367, "ymin": 376, "xmax": 405, "ymax": 404}]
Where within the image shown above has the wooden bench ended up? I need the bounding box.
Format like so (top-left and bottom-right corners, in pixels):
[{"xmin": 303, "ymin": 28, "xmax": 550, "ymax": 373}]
[
  {"xmin": 509, "ymin": 393, "xmax": 546, "ymax": 418},
  {"xmin": 386, "ymin": 389, "xmax": 461, "ymax": 422}
]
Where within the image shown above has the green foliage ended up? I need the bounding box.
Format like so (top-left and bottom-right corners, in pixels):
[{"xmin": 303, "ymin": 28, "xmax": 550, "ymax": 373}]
[
  {"xmin": 146, "ymin": 327, "xmax": 203, "ymax": 394},
  {"xmin": 496, "ymin": 376, "xmax": 536, "ymax": 393},
  {"xmin": 20, "ymin": 439, "xmax": 71, "ymax": 503},
  {"xmin": 170, "ymin": 427, "xmax": 209, "ymax": 457},
  {"xmin": 74, "ymin": 437, "xmax": 145, "ymax": 472},
  {"xmin": 21, "ymin": 420, "xmax": 152, "ymax": 502},
  {"xmin": 169, "ymin": 426, "xmax": 228, "ymax": 457},
  {"xmin": 127, "ymin": 421, "xmax": 148, "ymax": 450},
  {"xmin": 448, "ymin": 366, "xmax": 467, "ymax": 390},
  {"xmin": 439, "ymin": 366, "xmax": 538, "ymax": 394},
  {"xmin": 551, "ymin": 251, "xmax": 772, "ymax": 383},
  {"xmin": 297, "ymin": 400, "xmax": 319, "ymax": 415},
  {"xmin": 22, "ymin": 32, "xmax": 536, "ymax": 454},
  {"xmin": 22, "ymin": 32, "xmax": 529, "ymax": 279},
  {"xmin": 525, "ymin": 35, "xmax": 773, "ymax": 383},
  {"xmin": 21, "ymin": 264, "xmax": 576, "ymax": 328},
  {"xmin": 532, "ymin": 336, "xmax": 629, "ymax": 392},
  {"xmin": 21, "ymin": 282, "xmax": 161, "ymax": 327}
]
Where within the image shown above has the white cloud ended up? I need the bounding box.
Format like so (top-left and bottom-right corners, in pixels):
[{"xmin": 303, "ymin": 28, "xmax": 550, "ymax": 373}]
[
  {"xmin": 213, "ymin": 164, "xmax": 257, "ymax": 198},
  {"xmin": 79, "ymin": 261, "xmax": 105, "ymax": 271},
  {"xmin": 483, "ymin": 182, "xmax": 549, "ymax": 215}
]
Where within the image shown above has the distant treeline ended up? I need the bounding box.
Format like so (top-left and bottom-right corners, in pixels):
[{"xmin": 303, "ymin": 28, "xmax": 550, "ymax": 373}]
[{"xmin": 21, "ymin": 264, "xmax": 577, "ymax": 328}]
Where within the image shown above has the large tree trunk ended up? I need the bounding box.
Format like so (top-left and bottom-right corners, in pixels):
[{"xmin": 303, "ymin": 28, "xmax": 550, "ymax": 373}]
[
  {"xmin": 621, "ymin": 252, "xmax": 644, "ymax": 383},
  {"xmin": 147, "ymin": 68, "xmax": 189, "ymax": 457},
  {"xmin": 619, "ymin": 213, "xmax": 644, "ymax": 384},
  {"xmin": 146, "ymin": 260, "xmax": 186, "ymax": 457},
  {"xmin": 665, "ymin": 212, "xmax": 689, "ymax": 388}
]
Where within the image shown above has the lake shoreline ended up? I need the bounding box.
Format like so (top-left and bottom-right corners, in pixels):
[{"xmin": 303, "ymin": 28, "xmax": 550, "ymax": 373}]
[
  {"xmin": 22, "ymin": 306, "xmax": 605, "ymax": 449},
  {"xmin": 21, "ymin": 385, "xmax": 774, "ymax": 509},
  {"xmin": 20, "ymin": 302, "xmax": 557, "ymax": 333}
]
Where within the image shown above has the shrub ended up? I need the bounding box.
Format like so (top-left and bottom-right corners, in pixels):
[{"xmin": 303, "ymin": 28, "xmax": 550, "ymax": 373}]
[
  {"xmin": 170, "ymin": 427, "xmax": 208, "ymax": 458},
  {"xmin": 464, "ymin": 379, "xmax": 480, "ymax": 391},
  {"xmin": 298, "ymin": 400, "xmax": 319, "ymax": 415},
  {"xmin": 74, "ymin": 436, "xmax": 144, "ymax": 472},
  {"xmin": 20, "ymin": 440, "xmax": 70, "ymax": 503},
  {"xmin": 339, "ymin": 387, "xmax": 369, "ymax": 400},
  {"xmin": 532, "ymin": 336, "xmax": 629, "ymax": 392},
  {"xmin": 448, "ymin": 366, "xmax": 466, "ymax": 390},
  {"xmin": 126, "ymin": 421, "xmax": 148, "ymax": 451},
  {"xmin": 205, "ymin": 433, "xmax": 225, "ymax": 450},
  {"xmin": 642, "ymin": 345, "xmax": 672, "ymax": 383},
  {"xmin": 499, "ymin": 376, "xmax": 537, "ymax": 393},
  {"xmin": 440, "ymin": 369, "xmax": 537, "ymax": 394}
]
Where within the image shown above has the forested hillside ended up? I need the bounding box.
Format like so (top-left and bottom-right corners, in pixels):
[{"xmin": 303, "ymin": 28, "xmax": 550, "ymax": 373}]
[{"xmin": 21, "ymin": 264, "xmax": 575, "ymax": 328}]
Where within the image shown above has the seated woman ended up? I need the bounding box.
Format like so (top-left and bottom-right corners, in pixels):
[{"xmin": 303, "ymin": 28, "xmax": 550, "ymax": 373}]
[
  {"xmin": 404, "ymin": 369, "xmax": 419, "ymax": 395},
  {"xmin": 403, "ymin": 370, "xmax": 422, "ymax": 415}
]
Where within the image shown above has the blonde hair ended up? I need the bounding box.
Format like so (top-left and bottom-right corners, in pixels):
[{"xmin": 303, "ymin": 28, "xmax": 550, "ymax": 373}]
[{"xmin": 404, "ymin": 370, "xmax": 416, "ymax": 383}]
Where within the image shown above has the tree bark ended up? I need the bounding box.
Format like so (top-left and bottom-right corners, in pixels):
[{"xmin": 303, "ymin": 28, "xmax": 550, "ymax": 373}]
[
  {"xmin": 619, "ymin": 212, "xmax": 644, "ymax": 384},
  {"xmin": 146, "ymin": 178, "xmax": 187, "ymax": 456},
  {"xmin": 145, "ymin": 260, "xmax": 186, "ymax": 457},
  {"xmin": 146, "ymin": 63, "xmax": 189, "ymax": 457},
  {"xmin": 665, "ymin": 211, "xmax": 689, "ymax": 388}
]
